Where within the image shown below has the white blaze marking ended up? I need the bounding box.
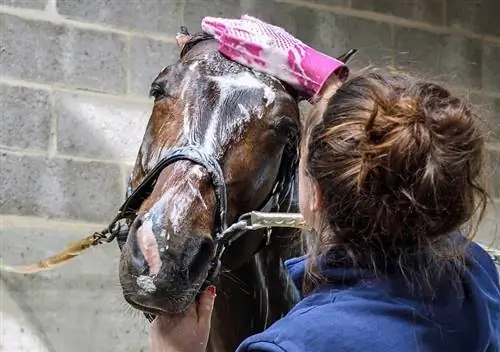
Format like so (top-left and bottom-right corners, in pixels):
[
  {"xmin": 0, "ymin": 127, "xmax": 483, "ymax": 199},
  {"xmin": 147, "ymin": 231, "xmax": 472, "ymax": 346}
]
[
  {"xmin": 238, "ymin": 103, "xmax": 250, "ymax": 120},
  {"xmin": 200, "ymin": 71, "xmax": 277, "ymax": 154}
]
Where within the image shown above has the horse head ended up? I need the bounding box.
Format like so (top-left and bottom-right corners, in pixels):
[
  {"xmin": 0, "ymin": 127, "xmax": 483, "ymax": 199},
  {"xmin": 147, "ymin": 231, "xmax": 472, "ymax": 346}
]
[{"xmin": 118, "ymin": 28, "xmax": 301, "ymax": 316}]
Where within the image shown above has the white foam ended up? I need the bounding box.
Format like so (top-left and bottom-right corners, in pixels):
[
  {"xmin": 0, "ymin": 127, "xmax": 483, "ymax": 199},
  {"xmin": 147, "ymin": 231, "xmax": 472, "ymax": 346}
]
[
  {"xmin": 238, "ymin": 103, "xmax": 251, "ymax": 120},
  {"xmin": 208, "ymin": 71, "xmax": 276, "ymax": 109},
  {"xmin": 136, "ymin": 275, "xmax": 156, "ymax": 293},
  {"xmin": 200, "ymin": 71, "xmax": 279, "ymax": 154}
]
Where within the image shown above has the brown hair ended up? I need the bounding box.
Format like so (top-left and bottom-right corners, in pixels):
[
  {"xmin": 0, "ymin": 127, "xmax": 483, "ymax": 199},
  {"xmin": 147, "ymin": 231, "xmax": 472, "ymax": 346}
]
[{"xmin": 301, "ymin": 70, "xmax": 490, "ymax": 294}]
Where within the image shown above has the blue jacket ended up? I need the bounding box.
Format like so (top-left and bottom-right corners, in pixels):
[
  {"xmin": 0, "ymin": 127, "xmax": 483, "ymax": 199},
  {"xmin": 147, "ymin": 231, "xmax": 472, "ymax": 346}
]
[{"xmin": 236, "ymin": 233, "xmax": 500, "ymax": 352}]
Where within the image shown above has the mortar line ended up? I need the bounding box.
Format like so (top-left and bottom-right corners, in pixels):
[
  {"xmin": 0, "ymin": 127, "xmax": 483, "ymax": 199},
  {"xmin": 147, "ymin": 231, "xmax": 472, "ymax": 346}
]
[
  {"xmin": 450, "ymin": 86, "xmax": 500, "ymax": 100},
  {"xmin": 54, "ymin": 153, "xmax": 135, "ymax": 166},
  {"xmin": 389, "ymin": 23, "xmax": 396, "ymax": 68},
  {"xmin": 0, "ymin": 77, "xmax": 152, "ymax": 103},
  {"xmin": 0, "ymin": 5, "xmax": 177, "ymax": 43},
  {"xmin": 0, "ymin": 214, "xmax": 107, "ymax": 230},
  {"xmin": 0, "ymin": 146, "xmax": 48, "ymax": 157},
  {"xmin": 0, "ymin": 147, "xmax": 135, "ymax": 166},
  {"xmin": 120, "ymin": 164, "xmax": 132, "ymax": 197},
  {"xmin": 441, "ymin": 0, "xmax": 447, "ymax": 27},
  {"xmin": 179, "ymin": 0, "xmax": 186, "ymax": 25},
  {"xmin": 125, "ymin": 35, "xmax": 132, "ymax": 95},
  {"xmin": 487, "ymin": 144, "xmax": 500, "ymax": 152},
  {"xmin": 273, "ymin": 0, "xmax": 500, "ymax": 44},
  {"xmin": 47, "ymin": 90, "xmax": 58, "ymax": 157},
  {"xmin": 45, "ymin": 0, "xmax": 58, "ymax": 18}
]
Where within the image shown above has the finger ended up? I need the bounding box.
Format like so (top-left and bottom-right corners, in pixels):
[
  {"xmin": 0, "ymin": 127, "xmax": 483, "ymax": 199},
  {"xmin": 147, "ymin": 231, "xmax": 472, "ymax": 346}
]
[
  {"xmin": 188, "ymin": 300, "xmax": 198, "ymax": 315},
  {"xmin": 219, "ymin": 28, "xmax": 265, "ymax": 50},
  {"xmin": 218, "ymin": 41, "xmax": 266, "ymax": 67},
  {"xmin": 218, "ymin": 43, "xmax": 257, "ymax": 68},
  {"xmin": 201, "ymin": 17, "xmax": 228, "ymax": 38},
  {"xmin": 151, "ymin": 315, "xmax": 171, "ymax": 334},
  {"xmin": 202, "ymin": 16, "xmax": 243, "ymax": 37},
  {"xmin": 240, "ymin": 14, "xmax": 285, "ymax": 34},
  {"xmin": 240, "ymin": 14, "xmax": 265, "ymax": 23},
  {"xmin": 197, "ymin": 285, "xmax": 216, "ymax": 324}
]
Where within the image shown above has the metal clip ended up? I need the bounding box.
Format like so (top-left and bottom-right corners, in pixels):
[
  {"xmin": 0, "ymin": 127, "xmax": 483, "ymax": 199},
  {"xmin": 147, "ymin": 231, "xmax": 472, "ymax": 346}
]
[{"xmin": 239, "ymin": 211, "xmax": 311, "ymax": 231}]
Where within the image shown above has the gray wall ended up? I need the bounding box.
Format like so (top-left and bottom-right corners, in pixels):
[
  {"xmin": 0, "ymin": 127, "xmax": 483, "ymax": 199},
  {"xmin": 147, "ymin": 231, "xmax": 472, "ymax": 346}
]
[{"xmin": 0, "ymin": 0, "xmax": 499, "ymax": 351}]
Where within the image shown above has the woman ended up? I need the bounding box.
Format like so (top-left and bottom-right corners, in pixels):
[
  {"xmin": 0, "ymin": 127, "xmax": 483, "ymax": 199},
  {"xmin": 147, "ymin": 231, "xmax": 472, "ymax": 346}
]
[{"xmin": 150, "ymin": 15, "xmax": 500, "ymax": 352}]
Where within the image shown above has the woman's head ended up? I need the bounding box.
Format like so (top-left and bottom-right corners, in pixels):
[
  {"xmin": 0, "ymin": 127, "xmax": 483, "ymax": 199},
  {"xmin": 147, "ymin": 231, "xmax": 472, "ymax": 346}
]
[{"xmin": 298, "ymin": 70, "xmax": 490, "ymax": 279}]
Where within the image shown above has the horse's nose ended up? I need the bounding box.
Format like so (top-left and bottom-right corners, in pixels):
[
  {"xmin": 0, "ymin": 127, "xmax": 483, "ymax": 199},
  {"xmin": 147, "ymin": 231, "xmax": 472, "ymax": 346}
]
[
  {"xmin": 128, "ymin": 215, "xmax": 162, "ymax": 276},
  {"xmin": 128, "ymin": 213, "xmax": 214, "ymax": 282}
]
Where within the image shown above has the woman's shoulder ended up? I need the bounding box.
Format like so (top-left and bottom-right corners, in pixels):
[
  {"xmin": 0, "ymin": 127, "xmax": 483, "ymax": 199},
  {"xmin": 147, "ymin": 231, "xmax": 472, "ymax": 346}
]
[
  {"xmin": 236, "ymin": 287, "xmax": 420, "ymax": 352},
  {"xmin": 236, "ymin": 270, "xmax": 499, "ymax": 352}
]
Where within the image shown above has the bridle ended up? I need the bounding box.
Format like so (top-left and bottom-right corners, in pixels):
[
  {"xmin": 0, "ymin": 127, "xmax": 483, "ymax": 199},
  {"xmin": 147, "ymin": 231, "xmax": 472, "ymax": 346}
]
[
  {"xmin": 99, "ymin": 143, "xmax": 297, "ymax": 285},
  {"xmin": 97, "ymin": 31, "xmax": 299, "ymax": 291}
]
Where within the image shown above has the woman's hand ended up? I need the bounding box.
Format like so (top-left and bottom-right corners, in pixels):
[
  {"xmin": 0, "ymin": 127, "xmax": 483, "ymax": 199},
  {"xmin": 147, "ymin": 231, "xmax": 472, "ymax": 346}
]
[
  {"xmin": 149, "ymin": 286, "xmax": 216, "ymax": 352},
  {"xmin": 201, "ymin": 14, "xmax": 348, "ymax": 99}
]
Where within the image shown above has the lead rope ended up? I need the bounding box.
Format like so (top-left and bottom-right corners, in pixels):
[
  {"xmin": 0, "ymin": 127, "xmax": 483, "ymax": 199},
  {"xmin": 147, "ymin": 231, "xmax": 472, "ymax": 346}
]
[{"xmin": 0, "ymin": 220, "xmax": 126, "ymax": 274}]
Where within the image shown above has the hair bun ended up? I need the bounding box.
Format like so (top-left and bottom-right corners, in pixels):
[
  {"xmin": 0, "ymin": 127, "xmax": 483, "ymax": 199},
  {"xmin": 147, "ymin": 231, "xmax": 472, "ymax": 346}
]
[{"xmin": 306, "ymin": 70, "xmax": 488, "ymax": 249}]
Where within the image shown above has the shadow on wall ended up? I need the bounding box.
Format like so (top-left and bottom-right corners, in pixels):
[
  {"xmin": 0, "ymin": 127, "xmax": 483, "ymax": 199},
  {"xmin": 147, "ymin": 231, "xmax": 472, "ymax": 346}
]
[{"xmin": 0, "ymin": 89, "xmax": 154, "ymax": 351}]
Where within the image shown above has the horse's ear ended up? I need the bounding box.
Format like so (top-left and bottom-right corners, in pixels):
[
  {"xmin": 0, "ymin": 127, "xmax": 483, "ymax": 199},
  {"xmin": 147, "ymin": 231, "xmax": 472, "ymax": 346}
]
[
  {"xmin": 336, "ymin": 49, "xmax": 358, "ymax": 64},
  {"xmin": 176, "ymin": 26, "xmax": 192, "ymax": 50}
]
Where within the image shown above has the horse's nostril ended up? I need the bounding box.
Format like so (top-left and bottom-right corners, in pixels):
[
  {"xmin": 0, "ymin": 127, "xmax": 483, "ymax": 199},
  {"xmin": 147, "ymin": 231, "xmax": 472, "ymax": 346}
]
[
  {"xmin": 129, "ymin": 215, "xmax": 149, "ymax": 275},
  {"xmin": 183, "ymin": 237, "xmax": 214, "ymax": 282}
]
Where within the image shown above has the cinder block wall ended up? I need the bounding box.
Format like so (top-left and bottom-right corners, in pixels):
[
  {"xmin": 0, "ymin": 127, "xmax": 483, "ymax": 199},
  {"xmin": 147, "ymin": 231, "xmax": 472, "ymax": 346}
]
[{"xmin": 0, "ymin": 1, "xmax": 498, "ymax": 351}]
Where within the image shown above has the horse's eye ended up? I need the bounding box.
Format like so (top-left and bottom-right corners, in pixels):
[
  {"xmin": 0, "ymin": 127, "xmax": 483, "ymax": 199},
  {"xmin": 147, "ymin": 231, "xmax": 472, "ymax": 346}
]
[{"xmin": 149, "ymin": 83, "xmax": 168, "ymax": 101}]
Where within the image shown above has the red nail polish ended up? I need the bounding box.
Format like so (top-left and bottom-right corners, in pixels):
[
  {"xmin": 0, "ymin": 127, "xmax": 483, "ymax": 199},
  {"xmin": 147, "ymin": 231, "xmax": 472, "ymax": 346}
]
[{"xmin": 207, "ymin": 285, "xmax": 216, "ymax": 295}]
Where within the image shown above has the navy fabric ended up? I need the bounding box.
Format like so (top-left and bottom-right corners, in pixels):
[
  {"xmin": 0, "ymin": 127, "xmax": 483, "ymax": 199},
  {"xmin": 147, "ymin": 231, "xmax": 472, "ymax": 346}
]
[{"xmin": 236, "ymin": 232, "xmax": 500, "ymax": 352}]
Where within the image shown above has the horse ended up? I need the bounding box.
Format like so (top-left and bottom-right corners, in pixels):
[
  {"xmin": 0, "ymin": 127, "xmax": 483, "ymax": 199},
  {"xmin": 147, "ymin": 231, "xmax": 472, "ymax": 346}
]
[{"xmin": 116, "ymin": 27, "xmax": 353, "ymax": 351}]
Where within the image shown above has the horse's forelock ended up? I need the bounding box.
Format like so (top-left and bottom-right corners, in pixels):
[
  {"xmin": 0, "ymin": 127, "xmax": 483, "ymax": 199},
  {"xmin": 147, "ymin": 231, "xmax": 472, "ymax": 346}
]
[{"xmin": 180, "ymin": 32, "xmax": 215, "ymax": 59}]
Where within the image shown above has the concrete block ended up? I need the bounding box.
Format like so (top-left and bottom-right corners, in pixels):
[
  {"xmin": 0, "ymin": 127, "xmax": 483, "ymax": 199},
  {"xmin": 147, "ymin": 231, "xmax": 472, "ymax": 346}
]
[
  {"xmin": 351, "ymin": 0, "xmax": 443, "ymax": 25},
  {"xmin": 0, "ymin": 219, "xmax": 149, "ymax": 352},
  {"xmin": 0, "ymin": 0, "xmax": 46, "ymax": 9},
  {"xmin": 0, "ymin": 153, "xmax": 123, "ymax": 223},
  {"xmin": 0, "ymin": 84, "xmax": 51, "ymax": 150},
  {"xmin": 488, "ymin": 149, "xmax": 500, "ymax": 199},
  {"xmin": 482, "ymin": 43, "xmax": 500, "ymax": 93},
  {"xmin": 476, "ymin": 200, "xmax": 500, "ymax": 250},
  {"xmin": 1, "ymin": 14, "xmax": 64, "ymax": 85},
  {"xmin": 445, "ymin": 0, "xmax": 500, "ymax": 37},
  {"xmin": 310, "ymin": 13, "xmax": 393, "ymax": 70},
  {"xmin": 0, "ymin": 280, "xmax": 51, "ymax": 352},
  {"xmin": 240, "ymin": 1, "xmax": 319, "ymax": 44},
  {"xmin": 394, "ymin": 27, "xmax": 482, "ymax": 88},
  {"xmin": 130, "ymin": 37, "xmax": 179, "ymax": 96},
  {"xmin": 0, "ymin": 14, "xmax": 127, "ymax": 93},
  {"xmin": 469, "ymin": 94, "xmax": 500, "ymax": 145},
  {"xmin": 184, "ymin": 0, "xmax": 248, "ymax": 30},
  {"xmin": 54, "ymin": 91, "xmax": 150, "ymax": 161},
  {"xmin": 56, "ymin": 0, "xmax": 183, "ymax": 35}
]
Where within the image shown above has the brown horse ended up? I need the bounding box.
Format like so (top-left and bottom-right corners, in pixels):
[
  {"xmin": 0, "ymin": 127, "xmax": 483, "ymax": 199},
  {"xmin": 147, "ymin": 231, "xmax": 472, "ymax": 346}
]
[{"xmin": 116, "ymin": 27, "xmax": 353, "ymax": 351}]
